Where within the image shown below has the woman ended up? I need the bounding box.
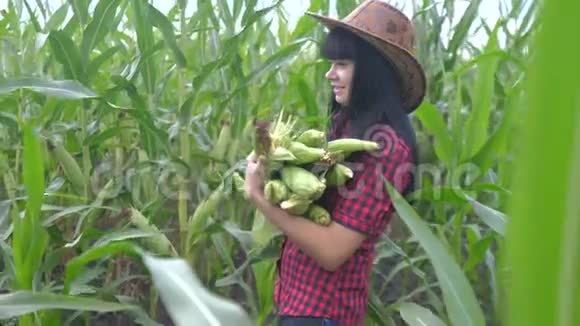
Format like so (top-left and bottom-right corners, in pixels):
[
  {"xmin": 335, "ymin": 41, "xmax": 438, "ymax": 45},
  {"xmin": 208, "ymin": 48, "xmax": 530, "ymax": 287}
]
[{"xmin": 245, "ymin": 1, "xmax": 427, "ymax": 325}]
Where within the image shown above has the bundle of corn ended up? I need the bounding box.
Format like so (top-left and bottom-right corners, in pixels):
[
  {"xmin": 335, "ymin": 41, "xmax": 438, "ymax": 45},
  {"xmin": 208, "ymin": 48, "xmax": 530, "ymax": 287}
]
[{"xmin": 235, "ymin": 113, "xmax": 380, "ymax": 227}]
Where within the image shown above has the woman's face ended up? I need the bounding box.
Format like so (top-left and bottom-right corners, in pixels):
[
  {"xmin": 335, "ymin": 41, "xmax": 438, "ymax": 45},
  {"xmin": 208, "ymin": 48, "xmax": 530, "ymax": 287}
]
[{"xmin": 325, "ymin": 59, "xmax": 354, "ymax": 106}]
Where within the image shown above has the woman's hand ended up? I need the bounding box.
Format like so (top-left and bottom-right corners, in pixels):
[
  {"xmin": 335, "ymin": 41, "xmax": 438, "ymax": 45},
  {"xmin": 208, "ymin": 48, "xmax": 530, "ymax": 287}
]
[{"xmin": 244, "ymin": 152, "xmax": 267, "ymax": 204}]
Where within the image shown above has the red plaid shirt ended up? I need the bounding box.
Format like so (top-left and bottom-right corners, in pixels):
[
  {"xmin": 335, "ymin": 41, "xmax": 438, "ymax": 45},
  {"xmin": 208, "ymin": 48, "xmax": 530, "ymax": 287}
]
[{"xmin": 273, "ymin": 110, "xmax": 414, "ymax": 325}]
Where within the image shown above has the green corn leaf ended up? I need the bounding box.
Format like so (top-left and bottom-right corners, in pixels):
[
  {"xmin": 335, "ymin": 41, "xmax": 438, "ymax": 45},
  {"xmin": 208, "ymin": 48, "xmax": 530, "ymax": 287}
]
[
  {"xmin": 64, "ymin": 241, "xmax": 139, "ymax": 294},
  {"xmin": 48, "ymin": 30, "xmax": 85, "ymax": 83},
  {"xmin": 67, "ymin": 0, "xmax": 89, "ymax": 26},
  {"xmin": 385, "ymin": 180, "xmax": 486, "ymax": 326},
  {"xmin": 146, "ymin": 2, "xmax": 187, "ymax": 68},
  {"xmin": 131, "ymin": 0, "xmax": 157, "ymax": 94},
  {"xmin": 466, "ymin": 195, "xmax": 507, "ymax": 236},
  {"xmin": 414, "ymin": 101, "xmax": 456, "ymax": 166},
  {"xmin": 80, "ymin": 0, "xmax": 123, "ymax": 65},
  {"xmin": 446, "ymin": 0, "xmax": 482, "ymax": 66},
  {"xmin": 142, "ymin": 254, "xmax": 254, "ymax": 326},
  {"xmin": 11, "ymin": 123, "xmax": 48, "ymax": 292},
  {"xmin": 395, "ymin": 302, "xmax": 447, "ymax": 326},
  {"xmin": 462, "ymin": 22, "xmax": 502, "ymax": 160},
  {"xmin": 0, "ymin": 77, "xmax": 97, "ymax": 99},
  {"xmin": 505, "ymin": 0, "xmax": 580, "ymax": 324},
  {"xmin": 43, "ymin": 2, "xmax": 69, "ymax": 32},
  {"xmin": 467, "ymin": 82, "xmax": 521, "ymax": 179},
  {"xmin": 22, "ymin": 0, "xmax": 42, "ymax": 32},
  {"xmin": 0, "ymin": 291, "xmax": 150, "ymax": 320},
  {"xmin": 87, "ymin": 45, "xmax": 123, "ymax": 78}
]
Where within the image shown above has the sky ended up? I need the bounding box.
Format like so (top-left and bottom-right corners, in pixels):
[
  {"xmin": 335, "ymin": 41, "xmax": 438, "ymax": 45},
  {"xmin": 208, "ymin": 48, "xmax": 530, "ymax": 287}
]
[{"xmin": 0, "ymin": 0, "xmax": 512, "ymax": 46}]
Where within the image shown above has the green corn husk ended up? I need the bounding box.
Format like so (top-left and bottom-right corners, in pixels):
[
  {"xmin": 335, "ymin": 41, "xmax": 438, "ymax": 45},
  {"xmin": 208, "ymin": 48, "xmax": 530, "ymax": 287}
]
[
  {"xmin": 270, "ymin": 146, "xmax": 297, "ymax": 161},
  {"xmin": 129, "ymin": 208, "xmax": 178, "ymax": 256},
  {"xmin": 295, "ymin": 129, "xmax": 325, "ymax": 147},
  {"xmin": 327, "ymin": 138, "xmax": 380, "ymax": 154},
  {"xmin": 280, "ymin": 194, "xmax": 312, "ymax": 215},
  {"xmin": 280, "ymin": 166, "xmax": 326, "ymax": 199},
  {"xmin": 264, "ymin": 179, "xmax": 289, "ymax": 204},
  {"xmin": 212, "ymin": 112, "xmax": 232, "ymax": 161},
  {"xmin": 287, "ymin": 141, "xmax": 326, "ymax": 164},
  {"xmin": 325, "ymin": 163, "xmax": 354, "ymax": 186},
  {"xmin": 232, "ymin": 172, "xmax": 246, "ymax": 198},
  {"xmin": 306, "ymin": 204, "xmax": 332, "ymax": 226}
]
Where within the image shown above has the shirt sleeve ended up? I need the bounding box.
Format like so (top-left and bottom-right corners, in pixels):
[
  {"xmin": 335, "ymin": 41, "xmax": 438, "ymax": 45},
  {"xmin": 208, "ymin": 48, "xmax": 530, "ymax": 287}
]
[{"xmin": 329, "ymin": 128, "xmax": 413, "ymax": 236}]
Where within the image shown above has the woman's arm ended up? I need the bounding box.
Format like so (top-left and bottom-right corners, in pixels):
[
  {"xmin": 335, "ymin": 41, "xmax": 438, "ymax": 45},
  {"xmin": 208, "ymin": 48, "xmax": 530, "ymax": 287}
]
[{"xmin": 249, "ymin": 191, "xmax": 367, "ymax": 272}]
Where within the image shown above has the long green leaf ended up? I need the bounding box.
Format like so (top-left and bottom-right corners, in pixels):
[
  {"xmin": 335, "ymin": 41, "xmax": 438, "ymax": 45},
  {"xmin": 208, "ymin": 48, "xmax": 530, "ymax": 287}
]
[
  {"xmin": 414, "ymin": 101, "xmax": 456, "ymax": 166},
  {"xmin": 0, "ymin": 291, "xmax": 144, "ymax": 319},
  {"xmin": 80, "ymin": 0, "xmax": 122, "ymax": 65},
  {"xmin": 43, "ymin": 2, "xmax": 69, "ymax": 32},
  {"xmin": 64, "ymin": 241, "xmax": 139, "ymax": 294},
  {"xmin": 461, "ymin": 22, "xmax": 501, "ymax": 160},
  {"xmin": 505, "ymin": 0, "xmax": 580, "ymax": 324},
  {"xmin": 385, "ymin": 181, "xmax": 486, "ymax": 326},
  {"xmin": 395, "ymin": 302, "xmax": 447, "ymax": 326},
  {"xmin": 142, "ymin": 254, "xmax": 253, "ymax": 326},
  {"xmin": 0, "ymin": 78, "xmax": 97, "ymax": 99},
  {"xmin": 446, "ymin": 0, "xmax": 482, "ymax": 65},
  {"xmin": 67, "ymin": 0, "xmax": 89, "ymax": 26},
  {"xmin": 145, "ymin": 2, "xmax": 187, "ymax": 68},
  {"xmin": 131, "ymin": 0, "xmax": 157, "ymax": 94},
  {"xmin": 48, "ymin": 30, "xmax": 85, "ymax": 83}
]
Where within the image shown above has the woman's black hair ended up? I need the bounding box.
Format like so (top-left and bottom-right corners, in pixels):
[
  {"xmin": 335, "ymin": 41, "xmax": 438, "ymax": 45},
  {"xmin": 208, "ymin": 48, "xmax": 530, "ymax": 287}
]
[{"xmin": 322, "ymin": 26, "xmax": 417, "ymax": 195}]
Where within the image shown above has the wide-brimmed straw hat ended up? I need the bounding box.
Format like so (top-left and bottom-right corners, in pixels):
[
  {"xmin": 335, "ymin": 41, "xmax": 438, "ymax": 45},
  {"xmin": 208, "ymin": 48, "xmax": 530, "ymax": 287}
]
[{"xmin": 306, "ymin": 0, "xmax": 427, "ymax": 113}]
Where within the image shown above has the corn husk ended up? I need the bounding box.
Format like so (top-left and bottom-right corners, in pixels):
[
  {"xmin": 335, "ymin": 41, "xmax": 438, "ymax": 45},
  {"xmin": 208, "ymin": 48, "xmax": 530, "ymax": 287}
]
[
  {"xmin": 327, "ymin": 138, "xmax": 379, "ymax": 154},
  {"xmin": 325, "ymin": 163, "xmax": 354, "ymax": 186},
  {"xmin": 306, "ymin": 204, "xmax": 332, "ymax": 226},
  {"xmin": 264, "ymin": 180, "xmax": 289, "ymax": 204},
  {"xmin": 280, "ymin": 166, "xmax": 326, "ymax": 199},
  {"xmin": 295, "ymin": 129, "xmax": 325, "ymax": 147},
  {"xmin": 280, "ymin": 194, "xmax": 312, "ymax": 215},
  {"xmin": 287, "ymin": 141, "xmax": 326, "ymax": 164},
  {"xmin": 270, "ymin": 146, "xmax": 297, "ymax": 161}
]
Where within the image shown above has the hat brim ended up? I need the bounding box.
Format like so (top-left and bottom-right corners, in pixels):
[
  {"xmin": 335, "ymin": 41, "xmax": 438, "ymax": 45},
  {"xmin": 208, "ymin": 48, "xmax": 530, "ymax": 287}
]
[{"xmin": 306, "ymin": 12, "xmax": 427, "ymax": 113}]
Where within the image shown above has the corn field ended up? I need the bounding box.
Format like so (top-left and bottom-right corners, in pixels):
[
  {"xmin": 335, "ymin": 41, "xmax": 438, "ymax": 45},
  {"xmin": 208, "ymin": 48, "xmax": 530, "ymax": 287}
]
[{"xmin": 0, "ymin": 0, "xmax": 579, "ymax": 325}]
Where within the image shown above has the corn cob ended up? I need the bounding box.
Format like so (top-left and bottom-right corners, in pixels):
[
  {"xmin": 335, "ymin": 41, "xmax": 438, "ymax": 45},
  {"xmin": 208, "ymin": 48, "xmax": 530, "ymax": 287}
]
[
  {"xmin": 264, "ymin": 180, "xmax": 289, "ymax": 204},
  {"xmin": 49, "ymin": 140, "xmax": 87, "ymax": 194},
  {"xmin": 280, "ymin": 194, "xmax": 312, "ymax": 215},
  {"xmin": 232, "ymin": 172, "xmax": 245, "ymax": 194},
  {"xmin": 227, "ymin": 139, "xmax": 240, "ymax": 164},
  {"xmin": 325, "ymin": 163, "xmax": 354, "ymax": 186},
  {"xmin": 327, "ymin": 138, "xmax": 379, "ymax": 154},
  {"xmin": 212, "ymin": 112, "xmax": 232, "ymax": 161},
  {"xmin": 189, "ymin": 185, "xmax": 226, "ymax": 235},
  {"xmin": 129, "ymin": 208, "xmax": 178, "ymax": 257},
  {"xmin": 280, "ymin": 166, "xmax": 326, "ymax": 199},
  {"xmin": 295, "ymin": 129, "xmax": 325, "ymax": 148},
  {"xmin": 270, "ymin": 146, "xmax": 297, "ymax": 161},
  {"xmin": 306, "ymin": 204, "xmax": 332, "ymax": 226},
  {"xmin": 287, "ymin": 141, "xmax": 326, "ymax": 164}
]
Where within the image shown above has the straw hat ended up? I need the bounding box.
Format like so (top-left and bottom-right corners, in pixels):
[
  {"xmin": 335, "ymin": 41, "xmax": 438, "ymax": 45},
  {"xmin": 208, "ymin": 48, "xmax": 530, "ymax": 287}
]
[{"xmin": 307, "ymin": 0, "xmax": 427, "ymax": 113}]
